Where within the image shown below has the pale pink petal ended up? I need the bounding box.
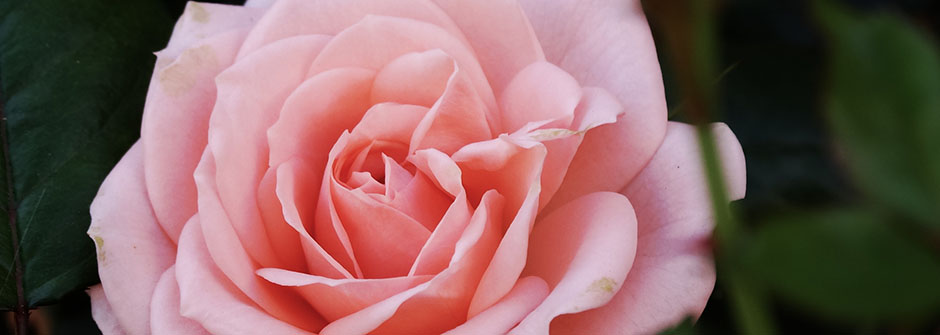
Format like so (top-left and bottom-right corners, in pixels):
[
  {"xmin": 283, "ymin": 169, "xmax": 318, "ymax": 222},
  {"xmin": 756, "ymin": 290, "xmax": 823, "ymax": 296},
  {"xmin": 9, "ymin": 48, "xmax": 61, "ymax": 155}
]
[
  {"xmin": 348, "ymin": 103, "xmax": 429, "ymax": 145},
  {"xmin": 88, "ymin": 142, "xmax": 174, "ymax": 335},
  {"xmin": 444, "ymin": 276, "xmax": 549, "ymax": 335},
  {"xmin": 274, "ymin": 158, "xmax": 356, "ymax": 279},
  {"xmin": 176, "ymin": 218, "xmax": 318, "ymax": 334},
  {"xmin": 238, "ymin": 0, "xmax": 468, "ymax": 58},
  {"xmin": 149, "ymin": 266, "xmax": 208, "ymax": 335},
  {"xmin": 550, "ymin": 122, "xmax": 746, "ymax": 334},
  {"xmin": 513, "ymin": 192, "xmax": 638, "ymax": 334},
  {"xmin": 329, "ymin": 178, "xmax": 431, "ymax": 278},
  {"xmin": 389, "ymin": 172, "xmax": 453, "ymax": 231},
  {"xmin": 371, "ymin": 50, "xmax": 453, "ymax": 107},
  {"xmin": 314, "ymin": 133, "xmax": 364, "ymax": 278},
  {"xmin": 457, "ymin": 141, "xmax": 547, "ymax": 318},
  {"xmin": 519, "ymin": 0, "xmax": 668, "ymax": 206},
  {"xmin": 158, "ymin": 2, "xmax": 264, "ymax": 65},
  {"xmin": 208, "ymin": 35, "xmax": 330, "ymax": 269},
  {"xmin": 321, "ymin": 190, "xmax": 505, "ymax": 335},
  {"xmin": 547, "ymin": 113, "xmax": 664, "ymax": 216},
  {"xmin": 509, "ymin": 131, "xmax": 583, "ymax": 211},
  {"xmin": 452, "ymin": 137, "xmax": 545, "ymax": 219},
  {"xmin": 143, "ymin": 30, "xmax": 247, "ymax": 243},
  {"xmin": 257, "ymin": 268, "xmax": 432, "ymax": 322},
  {"xmin": 408, "ymin": 190, "xmax": 471, "ymax": 275},
  {"xmin": 88, "ymin": 285, "xmax": 126, "ymax": 335},
  {"xmin": 409, "ymin": 59, "xmax": 492, "ymax": 155},
  {"xmin": 194, "ymin": 150, "xmax": 321, "ymax": 330},
  {"xmin": 307, "ymin": 15, "xmax": 496, "ymax": 113},
  {"xmin": 257, "ymin": 167, "xmax": 307, "ymax": 273},
  {"xmin": 432, "ymin": 0, "xmax": 545, "ymax": 95},
  {"xmin": 244, "ymin": 0, "xmax": 275, "ymax": 8},
  {"xmin": 571, "ymin": 87, "xmax": 624, "ymax": 131},
  {"xmin": 267, "ymin": 67, "xmax": 375, "ymax": 168},
  {"xmin": 518, "ymin": 0, "xmax": 667, "ymax": 137},
  {"xmin": 498, "ymin": 61, "xmax": 582, "ymax": 133},
  {"xmin": 407, "ymin": 149, "xmax": 472, "ymax": 275}
]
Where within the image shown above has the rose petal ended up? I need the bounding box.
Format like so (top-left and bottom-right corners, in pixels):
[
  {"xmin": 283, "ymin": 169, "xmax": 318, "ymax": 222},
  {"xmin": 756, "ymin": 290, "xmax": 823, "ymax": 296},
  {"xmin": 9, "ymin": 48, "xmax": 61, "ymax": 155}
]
[
  {"xmin": 144, "ymin": 30, "xmax": 247, "ymax": 243},
  {"xmin": 257, "ymin": 268, "xmax": 432, "ymax": 322},
  {"xmin": 371, "ymin": 50, "xmax": 453, "ymax": 107},
  {"xmin": 456, "ymin": 140, "xmax": 547, "ymax": 318},
  {"xmin": 409, "ymin": 58, "xmax": 493, "ymax": 155},
  {"xmin": 274, "ymin": 158, "xmax": 357, "ymax": 279},
  {"xmin": 328, "ymin": 177, "xmax": 431, "ymax": 278},
  {"xmin": 243, "ymin": 0, "xmax": 275, "ymax": 8},
  {"xmin": 518, "ymin": 0, "xmax": 666, "ymax": 137},
  {"xmin": 307, "ymin": 15, "xmax": 496, "ymax": 113},
  {"xmin": 443, "ymin": 276, "xmax": 549, "ymax": 335},
  {"xmin": 208, "ymin": 35, "xmax": 330, "ymax": 269},
  {"xmin": 194, "ymin": 150, "xmax": 321, "ymax": 330},
  {"xmin": 512, "ymin": 192, "xmax": 638, "ymax": 334},
  {"xmin": 267, "ymin": 67, "xmax": 375, "ymax": 168},
  {"xmin": 88, "ymin": 142, "xmax": 174, "ymax": 335},
  {"xmin": 549, "ymin": 122, "xmax": 746, "ymax": 334},
  {"xmin": 257, "ymin": 167, "xmax": 307, "ymax": 273},
  {"xmin": 176, "ymin": 217, "xmax": 318, "ymax": 334},
  {"xmin": 320, "ymin": 190, "xmax": 505, "ymax": 335},
  {"xmin": 519, "ymin": 0, "xmax": 668, "ymax": 208},
  {"xmin": 547, "ymin": 118, "xmax": 660, "ymax": 218},
  {"xmin": 88, "ymin": 285, "xmax": 126, "ymax": 335},
  {"xmin": 498, "ymin": 61, "xmax": 582, "ymax": 133},
  {"xmin": 407, "ymin": 149, "xmax": 472, "ymax": 275},
  {"xmin": 158, "ymin": 2, "xmax": 264, "ymax": 64},
  {"xmin": 389, "ymin": 172, "xmax": 453, "ymax": 231},
  {"xmin": 432, "ymin": 0, "xmax": 545, "ymax": 95},
  {"xmin": 238, "ymin": 0, "xmax": 467, "ymax": 58},
  {"xmin": 150, "ymin": 266, "xmax": 208, "ymax": 335}
]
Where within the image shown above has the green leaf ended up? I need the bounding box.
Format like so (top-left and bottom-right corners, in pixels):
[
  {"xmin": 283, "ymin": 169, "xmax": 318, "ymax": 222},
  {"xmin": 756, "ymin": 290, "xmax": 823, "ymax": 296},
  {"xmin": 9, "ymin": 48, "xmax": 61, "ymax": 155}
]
[
  {"xmin": 0, "ymin": 0, "xmax": 174, "ymax": 307},
  {"xmin": 815, "ymin": 1, "xmax": 940, "ymax": 228},
  {"xmin": 658, "ymin": 316, "xmax": 698, "ymax": 335},
  {"xmin": 748, "ymin": 209, "xmax": 940, "ymax": 323}
]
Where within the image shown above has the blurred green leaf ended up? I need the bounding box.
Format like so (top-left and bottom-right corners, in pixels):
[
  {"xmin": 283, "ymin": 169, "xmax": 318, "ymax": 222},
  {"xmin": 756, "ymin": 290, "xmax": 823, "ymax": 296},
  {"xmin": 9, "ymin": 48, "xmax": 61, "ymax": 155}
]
[
  {"xmin": 816, "ymin": 0, "xmax": 940, "ymax": 228},
  {"xmin": 749, "ymin": 209, "xmax": 940, "ymax": 323},
  {"xmin": 658, "ymin": 316, "xmax": 697, "ymax": 335},
  {"xmin": 0, "ymin": 0, "xmax": 173, "ymax": 308}
]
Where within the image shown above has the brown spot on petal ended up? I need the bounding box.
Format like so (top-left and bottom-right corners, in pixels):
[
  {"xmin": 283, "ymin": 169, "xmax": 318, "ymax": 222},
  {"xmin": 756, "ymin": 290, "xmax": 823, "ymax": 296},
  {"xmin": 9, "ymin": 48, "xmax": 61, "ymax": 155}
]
[
  {"xmin": 189, "ymin": 2, "xmax": 209, "ymax": 23},
  {"xmin": 589, "ymin": 277, "xmax": 617, "ymax": 294},
  {"xmin": 92, "ymin": 235, "xmax": 105, "ymax": 262},
  {"xmin": 529, "ymin": 128, "xmax": 583, "ymax": 141},
  {"xmin": 158, "ymin": 45, "xmax": 216, "ymax": 96}
]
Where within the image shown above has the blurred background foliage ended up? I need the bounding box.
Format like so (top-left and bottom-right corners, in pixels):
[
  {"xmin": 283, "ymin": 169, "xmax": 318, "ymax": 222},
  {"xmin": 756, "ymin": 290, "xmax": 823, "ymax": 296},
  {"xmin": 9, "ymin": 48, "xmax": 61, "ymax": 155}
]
[{"xmin": 1, "ymin": 0, "xmax": 939, "ymax": 334}]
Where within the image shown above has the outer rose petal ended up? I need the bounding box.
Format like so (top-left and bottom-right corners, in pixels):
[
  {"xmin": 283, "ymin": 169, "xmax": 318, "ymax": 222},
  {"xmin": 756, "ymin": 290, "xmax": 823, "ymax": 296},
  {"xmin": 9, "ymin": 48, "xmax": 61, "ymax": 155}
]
[
  {"xmin": 550, "ymin": 122, "xmax": 746, "ymax": 334},
  {"xmin": 513, "ymin": 192, "xmax": 638, "ymax": 334},
  {"xmin": 238, "ymin": 0, "xmax": 468, "ymax": 59},
  {"xmin": 88, "ymin": 285, "xmax": 126, "ymax": 335},
  {"xmin": 88, "ymin": 142, "xmax": 175, "ymax": 335},
  {"xmin": 176, "ymin": 217, "xmax": 314, "ymax": 334},
  {"xmin": 444, "ymin": 276, "xmax": 549, "ymax": 335},
  {"xmin": 144, "ymin": 1, "xmax": 265, "ymax": 240},
  {"xmin": 144, "ymin": 29, "xmax": 248, "ymax": 243},
  {"xmin": 150, "ymin": 266, "xmax": 208, "ymax": 335},
  {"xmin": 520, "ymin": 0, "xmax": 668, "ymax": 209},
  {"xmin": 432, "ymin": 0, "xmax": 546, "ymax": 95}
]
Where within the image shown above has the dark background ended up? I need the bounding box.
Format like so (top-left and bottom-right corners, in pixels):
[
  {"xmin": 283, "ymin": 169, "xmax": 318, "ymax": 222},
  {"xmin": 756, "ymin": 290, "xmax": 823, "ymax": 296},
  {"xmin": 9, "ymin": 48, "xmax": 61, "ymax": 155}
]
[{"xmin": 3, "ymin": 0, "xmax": 940, "ymax": 333}]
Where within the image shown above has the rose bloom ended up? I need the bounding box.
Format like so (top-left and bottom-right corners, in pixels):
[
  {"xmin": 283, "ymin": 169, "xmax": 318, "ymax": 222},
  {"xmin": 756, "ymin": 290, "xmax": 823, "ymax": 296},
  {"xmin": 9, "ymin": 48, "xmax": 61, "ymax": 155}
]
[{"xmin": 86, "ymin": 0, "xmax": 746, "ymax": 334}]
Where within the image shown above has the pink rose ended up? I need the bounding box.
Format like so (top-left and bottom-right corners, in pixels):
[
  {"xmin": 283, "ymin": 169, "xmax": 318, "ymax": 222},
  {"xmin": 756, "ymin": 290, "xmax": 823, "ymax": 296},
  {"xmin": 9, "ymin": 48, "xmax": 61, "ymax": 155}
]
[{"xmin": 87, "ymin": 0, "xmax": 746, "ymax": 333}]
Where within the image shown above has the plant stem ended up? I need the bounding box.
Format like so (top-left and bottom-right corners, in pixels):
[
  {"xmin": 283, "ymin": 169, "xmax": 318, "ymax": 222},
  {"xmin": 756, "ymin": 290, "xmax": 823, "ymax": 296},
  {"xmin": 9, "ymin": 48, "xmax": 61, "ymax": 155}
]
[{"xmin": 0, "ymin": 84, "xmax": 28, "ymax": 335}]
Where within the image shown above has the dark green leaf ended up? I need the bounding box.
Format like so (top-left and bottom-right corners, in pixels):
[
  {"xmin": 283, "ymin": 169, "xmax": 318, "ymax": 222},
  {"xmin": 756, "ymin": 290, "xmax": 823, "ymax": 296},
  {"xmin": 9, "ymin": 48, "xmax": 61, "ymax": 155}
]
[
  {"xmin": 0, "ymin": 0, "xmax": 174, "ymax": 307},
  {"xmin": 816, "ymin": 1, "xmax": 940, "ymax": 228},
  {"xmin": 748, "ymin": 209, "xmax": 940, "ymax": 323},
  {"xmin": 658, "ymin": 316, "xmax": 698, "ymax": 335}
]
